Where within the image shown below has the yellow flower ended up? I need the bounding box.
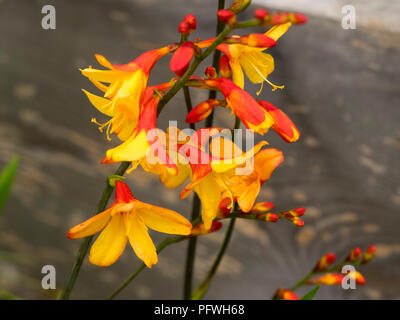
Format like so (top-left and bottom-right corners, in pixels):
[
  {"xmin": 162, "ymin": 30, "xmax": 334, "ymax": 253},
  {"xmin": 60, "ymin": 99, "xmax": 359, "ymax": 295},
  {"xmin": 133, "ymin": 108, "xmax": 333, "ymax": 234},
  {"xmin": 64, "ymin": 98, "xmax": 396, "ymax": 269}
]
[
  {"xmin": 67, "ymin": 181, "xmax": 192, "ymax": 268},
  {"xmin": 81, "ymin": 47, "xmax": 170, "ymax": 141}
]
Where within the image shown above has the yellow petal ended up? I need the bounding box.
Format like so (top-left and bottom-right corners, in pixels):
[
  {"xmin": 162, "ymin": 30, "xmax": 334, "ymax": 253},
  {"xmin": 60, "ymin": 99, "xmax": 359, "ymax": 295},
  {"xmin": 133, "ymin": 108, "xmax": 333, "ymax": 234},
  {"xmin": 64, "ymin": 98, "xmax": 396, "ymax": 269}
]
[
  {"xmin": 230, "ymin": 60, "xmax": 245, "ymax": 89},
  {"xmin": 138, "ymin": 203, "xmax": 192, "ymax": 235},
  {"xmin": 67, "ymin": 208, "xmax": 112, "ymax": 239},
  {"xmin": 240, "ymin": 51, "xmax": 274, "ymax": 84},
  {"xmin": 265, "ymin": 22, "xmax": 292, "ymax": 41},
  {"xmin": 80, "ymin": 68, "xmax": 123, "ymax": 83},
  {"xmin": 237, "ymin": 180, "xmax": 261, "ymax": 213},
  {"xmin": 89, "ymin": 214, "xmax": 127, "ymax": 267},
  {"xmin": 82, "ymin": 89, "xmax": 114, "ymax": 117},
  {"xmin": 196, "ymin": 175, "xmax": 222, "ymax": 230},
  {"xmin": 126, "ymin": 214, "xmax": 158, "ymax": 268},
  {"xmin": 105, "ymin": 130, "xmax": 149, "ymax": 163}
]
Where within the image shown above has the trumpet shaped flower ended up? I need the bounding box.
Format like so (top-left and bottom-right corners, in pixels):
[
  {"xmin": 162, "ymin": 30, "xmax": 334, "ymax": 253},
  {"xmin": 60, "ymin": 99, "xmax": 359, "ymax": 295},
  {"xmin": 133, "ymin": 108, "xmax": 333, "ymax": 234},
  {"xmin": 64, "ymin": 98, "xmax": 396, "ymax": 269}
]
[
  {"xmin": 81, "ymin": 47, "xmax": 170, "ymax": 141},
  {"xmin": 67, "ymin": 181, "xmax": 192, "ymax": 268}
]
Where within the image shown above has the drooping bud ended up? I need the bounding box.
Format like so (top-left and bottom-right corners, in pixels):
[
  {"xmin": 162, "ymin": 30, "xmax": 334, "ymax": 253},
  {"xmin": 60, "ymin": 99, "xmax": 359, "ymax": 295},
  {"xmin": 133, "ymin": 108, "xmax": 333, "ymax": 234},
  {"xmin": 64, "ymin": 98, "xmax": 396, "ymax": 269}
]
[
  {"xmin": 217, "ymin": 9, "xmax": 236, "ymax": 26},
  {"xmin": 273, "ymin": 288, "xmax": 299, "ymax": 300},
  {"xmin": 271, "ymin": 13, "xmax": 290, "ymax": 25},
  {"xmin": 251, "ymin": 201, "xmax": 275, "ymax": 213},
  {"xmin": 239, "ymin": 34, "xmax": 276, "ymax": 48},
  {"xmin": 186, "ymin": 99, "xmax": 225, "ymax": 123},
  {"xmin": 254, "ymin": 9, "xmax": 270, "ymax": 21},
  {"xmin": 229, "ymin": 0, "xmax": 251, "ymax": 14},
  {"xmin": 313, "ymin": 253, "xmax": 336, "ymax": 272},
  {"xmin": 361, "ymin": 245, "xmax": 376, "ymax": 264},
  {"xmin": 191, "ymin": 221, "xmax": 223, "ymax": 236},
  {"xmin": 265, "ymin": 213, "xmax": 279, "ymax": 223},
  {"xmin": 291, "ymin": 207, "xmax": 306, "ymax": 217},
  {"xmin": 346, "ymin": 247, "xmax": 362, "ymax": 262},
  {"xmin": 205, "ymin": 66, "xmax": 217, "ymax": 79},
  {"xmin": 290, "ymin": 13, "xmax": 307, "ymax": 24},
  {"xmin": 178, "ymin": 21, "xmax": 190, "ymax": 34},
  {"xmin": 170, "ymin": 41, "xmax": 195, "ymax": 77},
  {"xmin": 183, "ymin": 14, "xmax": 197, "ymax": 31},
  {"xmin": 219, "ymin": 55, "xmax": 232, "ymax": 79}
]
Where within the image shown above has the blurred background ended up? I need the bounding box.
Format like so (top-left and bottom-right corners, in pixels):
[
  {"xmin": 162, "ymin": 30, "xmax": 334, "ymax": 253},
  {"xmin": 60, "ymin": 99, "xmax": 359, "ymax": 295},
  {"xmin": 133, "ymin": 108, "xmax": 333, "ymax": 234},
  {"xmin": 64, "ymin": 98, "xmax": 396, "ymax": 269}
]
[{"xmin": 0, "ymin": 0, "xmax": 399, "ymax": 299}]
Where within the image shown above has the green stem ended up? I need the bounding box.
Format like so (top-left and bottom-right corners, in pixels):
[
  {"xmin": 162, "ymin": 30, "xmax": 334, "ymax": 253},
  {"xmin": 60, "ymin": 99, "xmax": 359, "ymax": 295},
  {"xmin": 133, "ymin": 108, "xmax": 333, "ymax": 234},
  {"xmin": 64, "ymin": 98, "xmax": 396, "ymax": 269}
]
[
  {"xmin": 183, "ymin": 194, "xmax": 201, "ymax": 299},
  {"xmin": 183, "ymin": 86, "xmax": 195, "ymax": 130},
  {"xmin": 60, "ymin": 161, "xmax": 131, "ymax": 300}
]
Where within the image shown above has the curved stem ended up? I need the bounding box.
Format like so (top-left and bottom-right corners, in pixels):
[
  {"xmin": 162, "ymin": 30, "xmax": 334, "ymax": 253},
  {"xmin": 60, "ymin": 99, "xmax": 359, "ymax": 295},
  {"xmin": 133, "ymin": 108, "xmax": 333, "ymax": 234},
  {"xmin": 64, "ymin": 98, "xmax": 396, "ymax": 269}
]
[{"xmin": 60, "ymin": 161, "xmax": 131, "ymax": 300}]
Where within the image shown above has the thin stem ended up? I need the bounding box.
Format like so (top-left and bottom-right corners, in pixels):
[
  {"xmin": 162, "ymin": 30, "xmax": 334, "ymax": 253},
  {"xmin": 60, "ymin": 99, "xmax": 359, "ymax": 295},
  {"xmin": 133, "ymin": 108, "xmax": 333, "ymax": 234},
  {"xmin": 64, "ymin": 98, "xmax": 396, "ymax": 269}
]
[
  {"xmin": 183, "ymin": 194, "xmax": 201, "ymax": 299},
  {"xmin": 183, "ymin": 86, "xmax": 195, "ymax": 130},
  {"xmin": 205, "ymin": 0, "xmax": 226, "ymax": 128},
  {"xmin": 60, "ymin": 161, "xmax": 131, "ymax": 300}
]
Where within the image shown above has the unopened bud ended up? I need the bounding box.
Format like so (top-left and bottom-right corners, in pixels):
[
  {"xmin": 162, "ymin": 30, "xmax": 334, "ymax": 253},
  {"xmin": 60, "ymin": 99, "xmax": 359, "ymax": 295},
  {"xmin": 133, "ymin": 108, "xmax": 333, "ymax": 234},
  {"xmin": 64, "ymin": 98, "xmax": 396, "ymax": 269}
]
[
  {"xmin": 346, "ymin": 247, "xmax": 362, "ymax": 262},
  {"xmin": 290, "ymin": 13, "xmax": 307, "ymax": 24},
  {"xmin": 362, "ymin": 245, "xmax": 376, "ymax": 264},
  {"xmin": 219, "ymin": 55, "xmax": 232, "ymax": 79},
  {"xmin": 191, "ymin": 221, "xmax": 223, "ymax": 236},
  {"xmin": 186, "ymin": 99, "xmax": 224, "ymax": 123},
  {"xmin": 271, "ymin": 13, "xmax": 290, "ymax": 25},
  {"xmin": 217, "ymin": 9, "xmax": 236, "ymax": 26},
  {"xmin": 291, "ymin": 207, "xmax": 306, "ymax": 217},
  {"xmin": 217, "ymin": 197, "xmax": 232, "ymax": 218},
  {"xmin": 254, "ymin": 9, "xmax": 270, "ymax": 21},
  {"xmin": 239, "ymin": 33, "xmax": 276, "ymax": 48},
  {"xmin": 170, "ymin": 41, "xmax": 195, "ymax": 77},
  {"xmin": 273, "ymin": 288, "xmax": 299, "ymax": 300},
  {"xmin": 205, "ymin": 66, "xmax": 217, "ymax": 79},
  {"xmin": 314, "ymin": 253, "xmax": 336, "ymax": 272},
  {"xmin": 229, "ymin": 0, "xmax": 251, "ymax": 14},
  {"xmin": 178, "ymin": 21, "xmax": 190, "ymax": 34},
  {"xmin": 251, "ymin": 201, "xmax": 275, "ymax": 213},
  {"xmin": 183, "ymin": 14, "xmax": 197, "ymax": 31},
  {"xmin": 265, "ymin": 213, "xmax": 279, "ymax": 223}
]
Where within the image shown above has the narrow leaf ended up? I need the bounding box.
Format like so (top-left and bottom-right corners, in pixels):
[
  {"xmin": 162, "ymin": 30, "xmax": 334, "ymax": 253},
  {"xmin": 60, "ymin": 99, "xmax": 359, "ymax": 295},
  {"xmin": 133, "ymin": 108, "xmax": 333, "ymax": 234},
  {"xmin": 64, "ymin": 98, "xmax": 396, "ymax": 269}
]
[
  {"xmin": 0, "ymin": 156, "xmax": 19, "ymax": 215},
  {"xmin": 301, "ymin": 285, "xmax": 320, "ymax": 300}
]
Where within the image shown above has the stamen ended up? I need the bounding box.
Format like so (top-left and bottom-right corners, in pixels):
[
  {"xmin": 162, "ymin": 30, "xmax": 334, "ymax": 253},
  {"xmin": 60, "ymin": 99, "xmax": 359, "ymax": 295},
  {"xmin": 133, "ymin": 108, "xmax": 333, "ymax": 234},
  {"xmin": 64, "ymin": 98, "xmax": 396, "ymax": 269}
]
[
  {"xmin": 91, "ymin": 118, "xmax": 113, "ymax": 141},
  {"xmin": 247, "ymin": 59, "xmax": 285, "ymax": 94}
]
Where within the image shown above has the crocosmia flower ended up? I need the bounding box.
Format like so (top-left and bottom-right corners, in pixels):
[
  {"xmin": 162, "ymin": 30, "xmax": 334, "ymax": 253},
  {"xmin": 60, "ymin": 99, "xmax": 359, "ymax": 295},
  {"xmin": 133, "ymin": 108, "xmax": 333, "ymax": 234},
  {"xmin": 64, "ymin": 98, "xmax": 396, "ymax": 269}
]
[
  {"xmin": 81, "ymin": 46, "xmax": 171, "ymax": 141},
  {"xmin": 67, "ymin": 181, "xmax": 192, "ymax": 268}
]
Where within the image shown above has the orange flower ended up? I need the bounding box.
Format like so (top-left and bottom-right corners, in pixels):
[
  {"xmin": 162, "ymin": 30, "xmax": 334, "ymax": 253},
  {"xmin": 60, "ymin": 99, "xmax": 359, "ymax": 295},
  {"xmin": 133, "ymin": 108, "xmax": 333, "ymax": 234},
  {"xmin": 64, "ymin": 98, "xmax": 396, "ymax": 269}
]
[
  {"xmin": 67, "ymin": 181, "xmax": 191, "ymax": 267},
  {"xmin": 274, "ymin": 288, "xmax": 299, "ymax": 300},
  {"xmin": 81, "ymin": 47, "xmax": 170, "ymax": 141}
]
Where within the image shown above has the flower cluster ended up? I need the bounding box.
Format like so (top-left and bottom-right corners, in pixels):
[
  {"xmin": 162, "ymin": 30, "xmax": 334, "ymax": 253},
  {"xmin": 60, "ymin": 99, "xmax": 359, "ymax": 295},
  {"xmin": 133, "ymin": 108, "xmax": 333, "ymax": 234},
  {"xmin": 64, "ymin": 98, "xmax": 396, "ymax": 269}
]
[{"xmin": 68, "ymin": 6, "xmax": 309, "ymax": 269}]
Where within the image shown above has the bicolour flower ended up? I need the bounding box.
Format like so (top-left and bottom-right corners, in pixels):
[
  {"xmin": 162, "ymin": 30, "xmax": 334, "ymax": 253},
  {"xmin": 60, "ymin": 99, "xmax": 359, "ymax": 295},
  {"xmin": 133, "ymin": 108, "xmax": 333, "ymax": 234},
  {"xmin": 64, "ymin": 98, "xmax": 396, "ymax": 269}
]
[
  {"xmin": 178, "ymin": 130, "xmax": 270, "ymax": 229},
  {"xmin": 67, "ymin": 181, "xmax": 192, "ymax": 268},
  {"xmin": 81, "ymin": 46, "xmax": 171, "ymax": 141},
  {"xmin": 188, "ymin": 78, "xmax": 275, "ymax": 135},
  {"xmin": 197, "ymin": 23, "xmax": 292, "ymax": 91},
  {"xmin": 101, "ymin": 84, "xmax": 178, "ymax": 176}
]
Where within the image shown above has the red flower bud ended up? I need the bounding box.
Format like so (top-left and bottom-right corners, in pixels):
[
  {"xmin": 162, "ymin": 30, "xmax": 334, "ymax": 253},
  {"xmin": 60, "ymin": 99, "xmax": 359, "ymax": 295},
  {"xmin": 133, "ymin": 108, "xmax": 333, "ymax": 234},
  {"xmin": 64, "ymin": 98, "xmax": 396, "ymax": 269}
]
[
  {"xmin": 217, "ymin": 9, "xmax": 236, "ymax": 26},
  {"xmin": 178, "ymin": 21, "xmax": 190, "ymax": 34},
  {"xmin": 219, "ymin": 55, "xmax": 232, "ymax": 79},
  {"xmin": 186, "ymin": 99, "xmax": 224, "ymax": 123},
  {"xmin": 251, "ymin": 201, "xmax": 275, "ymax": 213},
  {"xmin": 362, "ymin": 245, "xmax": 376, "ymax": 264},
  {"xmin": 265, "ymin": 213, "xmax": 279, "ymax": 223},
  {"xmin": 183, "ymin": 14, "xmax": 197, "ymax": 31},
  {"xmin": 314, "ymin": 253, "xmax": 336, "ymax": 272},
  {"xmin": 170, "ymin": 41, "xmax": 195, "ymax": 77},
  {"xmin": 274, "ymin": 288, "xmax": 299, "ymax": 300},
  {"xmin": 290, "ymin": 13, "xmax": 307, "ymax": 24},
  {"xmin": 271, "ymin": 13, "xmax": 290, "ymax": 25},
  {"xmin": 347, "ymin": 247, "xmax": 362, "ymax": 262},
  {"xmin": 291, "ymin": 207, "xmax": 306, "ymax": 217},
  {"xmin": 191, "ymin": 221, "xmax": 223, "ymax": 236},
  {"xmin": 205, "ymin": 66, "xmax": 217, "ymax": 79},
  {"xmin": 239, "ymin": 34, "xmax": 276, "ymax": 48},
  {"xmin": 254, "ymin": 9, "xmax": 269, "ymax": 21}
]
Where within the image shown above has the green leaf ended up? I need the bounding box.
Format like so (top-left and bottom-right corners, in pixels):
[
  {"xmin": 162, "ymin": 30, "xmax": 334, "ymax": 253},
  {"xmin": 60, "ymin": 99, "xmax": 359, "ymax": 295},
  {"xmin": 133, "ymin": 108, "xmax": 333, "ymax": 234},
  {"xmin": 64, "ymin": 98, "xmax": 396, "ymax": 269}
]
[
  {"xmin": 0, "ymin": 289, "xmax": 21, "ymax": 300},
  {"xmin": 0, "ymin": 156, "xmax": 19, "ymax": 215},
  {"xmin": 301, "ymin": 285, "xmax": 320, "ymax": 300}
]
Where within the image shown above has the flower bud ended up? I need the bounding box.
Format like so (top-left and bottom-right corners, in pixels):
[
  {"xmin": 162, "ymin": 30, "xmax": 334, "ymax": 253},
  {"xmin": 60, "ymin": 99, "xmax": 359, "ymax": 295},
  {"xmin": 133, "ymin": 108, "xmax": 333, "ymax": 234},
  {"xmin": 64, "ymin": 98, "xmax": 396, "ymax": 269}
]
[
  {"xmin": 229, "ymin": 0, "xmax": 251, "ymax": 14},
  {"xmin": 273, "ymin": 288, "xmax": 299, "ymax": 300},
  {"xmin": 271, "ymin": 13, "xmax": 290, "ymax": 25},
  {"xmin": 217, "ymin": 9, "xmax": 236, "ymax": 26},
  {"xmin": 346, "ymin": 247, "xmax": 362, "ymax": 262},
  {"xmin": 362, "ymin": 245, "xmax": 376, "ymax": 264},
  {"xmin": 290, "ymin": 13, "xmax": 307, "ymax": 24},
  {"xmin": 191, "ymin": 221, "xmax": 223, "ymax": 236},
  {"xmin": 186, "ymin": 99, "xmax": 224, "ymax": 123},
  {"xmin": 251, "ymin": 201, "xmax": 275, "ymax": 213},
  {"xmin": 183, "ymin": 14, "xmax": 197, "ymax": 31},
  {"xmin": 239, "ymin": 34, "xmax": 276, "ymax": 48},
  {"xmin": 205, "ymin": 66, "xmax": 217, "ymax": 79},
  {"xmin": 291, "ymin": 207, "xmax": 306, "ymax": 217},
  {"xmin": 170, "ymin": 41, "xmax": 195, "ymax": 77},
  {"xmin": 265, "ymin": 213, "xmax": 279, "ymax": 223},
  {"xmin": 314, "ymin": 253, "xmax": 336, "ymax": 272},
  {"xmin": 178, "ymin": 21, "xmax": 190, "ymax": 34},
  {"xmin": 254, "ymin": 9, "xmax": 270, "ymax": 21},
  {"xmin": 308, "ymin": 273, "xmax": 343, "ymax": 286},
  {"xmin": 219, "ymin": 55, "xmax": 232, "ymax": 79},
  {"xmin": 217, "ymin": 197, "xmax": 232, "ymax": 218}
]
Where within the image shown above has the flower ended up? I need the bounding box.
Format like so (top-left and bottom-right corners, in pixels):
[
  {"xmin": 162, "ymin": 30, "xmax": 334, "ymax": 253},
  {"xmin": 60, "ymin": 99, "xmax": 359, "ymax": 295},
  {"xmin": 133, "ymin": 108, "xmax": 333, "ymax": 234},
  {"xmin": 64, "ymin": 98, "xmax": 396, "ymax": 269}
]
[
  {"xmin": 188, "ymin": 78, "xmax": 275, "ymax": 135},
  {"xmin": 67, "ymin": 181, "xmax": 192, "ymax": 267},
  {"xmin": 198, "ymin": 23, "xmax": 292, "ymax": 92},
  {"xmin": 308, "ymin": 271, "xmax": 365, "ymax": 286},
  {"xmin": 101, "ymin": 84, "xmax": 178, "ymax": 176},
  {"xmin": 178, "ymin": 129, "xmax": 271, "ymax": 229},
  {"xmin": 81, "ymin": 46, "xmax": 171, "ymax": 141}
]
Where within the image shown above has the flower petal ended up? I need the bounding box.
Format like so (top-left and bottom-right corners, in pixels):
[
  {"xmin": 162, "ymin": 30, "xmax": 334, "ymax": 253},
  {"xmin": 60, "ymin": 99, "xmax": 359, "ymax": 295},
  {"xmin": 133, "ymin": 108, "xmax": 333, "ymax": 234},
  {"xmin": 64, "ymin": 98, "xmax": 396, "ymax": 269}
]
[
  {"xmin": 89, "ymin": 214, "xmax": 127, "ymax": 267},
  {"xmin": 67, "ymin": 208, "xmax": 112, "ymax": 239},
  {"xmin": 82, "ymin": 89, "xmax": 114, "ymax": 117},
  {"xmin": 237, "ymin": 180, "xmax": 261, "ymax": 213}
]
